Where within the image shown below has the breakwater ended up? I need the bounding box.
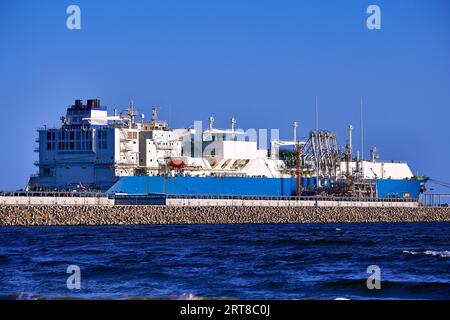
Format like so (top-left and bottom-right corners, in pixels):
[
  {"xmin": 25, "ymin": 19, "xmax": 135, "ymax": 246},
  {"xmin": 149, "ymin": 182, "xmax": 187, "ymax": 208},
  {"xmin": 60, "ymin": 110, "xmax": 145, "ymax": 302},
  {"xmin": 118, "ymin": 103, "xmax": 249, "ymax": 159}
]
[{"xmin": 0, "ymin": 205, "xmax": 449, "ymax": 226}]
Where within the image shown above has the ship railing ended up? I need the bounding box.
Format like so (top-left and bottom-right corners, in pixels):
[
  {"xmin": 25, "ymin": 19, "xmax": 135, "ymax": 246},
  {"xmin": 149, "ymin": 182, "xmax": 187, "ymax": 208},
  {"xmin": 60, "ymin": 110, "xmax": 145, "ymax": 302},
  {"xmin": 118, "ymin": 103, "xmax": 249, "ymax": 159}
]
[
  {"xmin": 0, "ymin": 191, "xmax": 108, "ymax": 198},
  {"xmin": 373, "ymin": 159, "xmax": 407, "ymax": 164},
  {"xmin": 166, "ymin": 194, "xmax": 406, "ymax": 202},
  {"xmin": 111, "ymin": 193, "xmax": 418, "ymax": 203},
  {"xmin": 419, "ymin": 193, "xmax": 450, "ymax": 207},
  {"xmin": 0, "ymin": 191, "xmax": 419, "ymax": 203},
  {"xmin": 37, "ymin": 126, "xmax": 58, "ymax": 131}
]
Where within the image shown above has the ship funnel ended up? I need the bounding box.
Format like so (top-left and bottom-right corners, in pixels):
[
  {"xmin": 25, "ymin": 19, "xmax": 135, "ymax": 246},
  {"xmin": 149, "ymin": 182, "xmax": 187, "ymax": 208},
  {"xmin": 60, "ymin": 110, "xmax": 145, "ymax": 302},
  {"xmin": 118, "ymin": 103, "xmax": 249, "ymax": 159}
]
[
  {"xmin": 75, "ymin": 99, "xmax": 83, "ymax": 108},
  {"xmin": 87, "ymin": 99, "xmax": 100, "ymax": 108}
]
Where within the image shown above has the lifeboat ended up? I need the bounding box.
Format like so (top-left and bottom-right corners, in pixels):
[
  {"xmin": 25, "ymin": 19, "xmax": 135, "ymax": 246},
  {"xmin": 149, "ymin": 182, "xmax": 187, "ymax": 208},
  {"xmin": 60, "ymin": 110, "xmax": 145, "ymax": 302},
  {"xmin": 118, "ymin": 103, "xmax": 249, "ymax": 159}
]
[{"xmin": 169, "ymin": 159, "xmax": 185, "ymax": 168}]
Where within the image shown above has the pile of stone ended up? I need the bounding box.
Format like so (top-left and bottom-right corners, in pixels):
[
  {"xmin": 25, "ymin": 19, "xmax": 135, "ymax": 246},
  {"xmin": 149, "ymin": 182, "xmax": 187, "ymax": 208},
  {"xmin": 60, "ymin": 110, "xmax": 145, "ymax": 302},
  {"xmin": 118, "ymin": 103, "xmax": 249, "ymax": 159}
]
[{"xmin": 0, "ymin": 205, "xmax": 449, "ymax": 226}]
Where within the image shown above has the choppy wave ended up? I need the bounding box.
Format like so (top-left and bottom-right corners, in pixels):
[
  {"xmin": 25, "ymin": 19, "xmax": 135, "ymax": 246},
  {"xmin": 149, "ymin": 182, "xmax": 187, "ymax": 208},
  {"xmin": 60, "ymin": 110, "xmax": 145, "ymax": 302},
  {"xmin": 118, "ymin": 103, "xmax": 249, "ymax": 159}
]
[
  {"xmin": 1, "ymin": 223, "xmax": 449, "ymax": 300},
  {"xmin": 0, "ymin": 292, "xmax": 47, "ymax": 300},
  {"xmin": 403, "ymin": 250, "xmax": 450, "ymax": 258},
  {"xmin": 0, "ymin": 291, "xmax": 227, "ymax": 301},
  {"xmin": 424, "ymin": 250, "xmax": 450, "ymax": 258},
  {"xmin": 321, "ymin": 278, "xmax": 450, "ymax": 299},
  {"xmin": 119, "ymin": 292, "xmax": 214, "ymax": 300}
]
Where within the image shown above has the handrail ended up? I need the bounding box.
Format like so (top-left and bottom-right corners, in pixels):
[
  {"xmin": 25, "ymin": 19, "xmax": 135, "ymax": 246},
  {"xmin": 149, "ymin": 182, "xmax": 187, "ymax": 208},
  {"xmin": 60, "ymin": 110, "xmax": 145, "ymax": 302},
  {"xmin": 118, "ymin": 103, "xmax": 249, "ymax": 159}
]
[
  {"xmin": 420, "ymin": 193, "xmax": 450, "ymax": 207},
  {"xmin": 0, "ymin": 191, "xmax": 107, "ymax": 198},
  {"xmin": 111, "ymin": 193, "xmax": 418, "ymax": 203}
]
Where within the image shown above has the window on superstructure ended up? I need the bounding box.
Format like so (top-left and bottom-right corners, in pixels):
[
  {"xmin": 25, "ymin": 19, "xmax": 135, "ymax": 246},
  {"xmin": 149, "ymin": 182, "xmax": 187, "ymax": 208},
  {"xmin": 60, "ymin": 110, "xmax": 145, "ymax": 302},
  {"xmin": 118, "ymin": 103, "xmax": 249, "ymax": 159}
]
[
  {"xmin": 75, "ymin": 130, "xmax": 93, "ymax": 151},
  {"xmin": 127, "ymin": 131, "xmax": 137, "ymax": 140},
  {"xmin": 55, "ymin": 129, "xmax": 89, "ymax": 151},
  {"xmin": 45, "ymin": 131, "xmax": 56, "ymax": 150},
  {"xmin": 43, "ymin": 167, "xmax": 51, "ymax": 176},
  {"xmin": 97, "ymin": 129, "xmax": 108, "ymax": 150}
]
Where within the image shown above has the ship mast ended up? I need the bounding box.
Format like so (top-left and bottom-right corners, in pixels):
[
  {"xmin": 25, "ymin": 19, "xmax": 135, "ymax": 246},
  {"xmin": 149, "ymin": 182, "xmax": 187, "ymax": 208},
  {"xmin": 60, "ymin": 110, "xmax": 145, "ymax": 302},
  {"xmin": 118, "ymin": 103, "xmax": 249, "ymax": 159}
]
[
  {"xmin": 293, "ymin": 121, "xmax": 302, "ymax": 196},
  {"xmin": 315, "ymin": 96, "xmax": 319, "ymax": 193},
  {"xmin": 127, "ymin": 99, "xmax": 137, "ymax": 128}
]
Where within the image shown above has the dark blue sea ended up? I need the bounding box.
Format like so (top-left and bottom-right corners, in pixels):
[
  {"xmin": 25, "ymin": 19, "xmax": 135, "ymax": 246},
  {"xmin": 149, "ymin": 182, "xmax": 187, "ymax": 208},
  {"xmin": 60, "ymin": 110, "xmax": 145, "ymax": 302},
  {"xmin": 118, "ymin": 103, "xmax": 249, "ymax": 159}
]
[{"xmin": 0, "ymin": 223, "xmax": 449, "ymax": 300}]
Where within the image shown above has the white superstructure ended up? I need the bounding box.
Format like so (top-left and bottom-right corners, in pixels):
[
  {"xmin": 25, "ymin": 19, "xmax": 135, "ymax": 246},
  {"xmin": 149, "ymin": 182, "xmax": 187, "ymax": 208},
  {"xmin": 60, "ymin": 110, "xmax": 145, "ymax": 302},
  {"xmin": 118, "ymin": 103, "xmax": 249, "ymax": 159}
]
[{"xmin": 29, "ymin": 99, "xmax": 418, "ymax": 192}]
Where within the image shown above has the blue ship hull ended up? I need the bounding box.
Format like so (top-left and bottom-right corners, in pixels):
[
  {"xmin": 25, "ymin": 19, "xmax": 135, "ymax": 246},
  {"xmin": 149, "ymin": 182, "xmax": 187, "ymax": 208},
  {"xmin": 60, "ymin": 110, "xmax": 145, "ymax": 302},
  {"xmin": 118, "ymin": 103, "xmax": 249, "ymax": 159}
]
[
  {"xmin": 375, "ymin": 178, "xmax": 426, "ymax": 199},
  {"xmin": 107, "ymin": 176, "xmax": 426, "ymax": 199}
]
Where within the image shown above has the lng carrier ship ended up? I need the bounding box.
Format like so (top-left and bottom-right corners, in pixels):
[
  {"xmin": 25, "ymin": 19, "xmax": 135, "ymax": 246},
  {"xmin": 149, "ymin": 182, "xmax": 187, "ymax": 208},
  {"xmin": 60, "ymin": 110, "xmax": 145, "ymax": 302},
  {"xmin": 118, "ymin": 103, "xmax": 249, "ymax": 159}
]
[{"xmin": 28, "ymin": 99, "xmax": 427, "ymax": 200}]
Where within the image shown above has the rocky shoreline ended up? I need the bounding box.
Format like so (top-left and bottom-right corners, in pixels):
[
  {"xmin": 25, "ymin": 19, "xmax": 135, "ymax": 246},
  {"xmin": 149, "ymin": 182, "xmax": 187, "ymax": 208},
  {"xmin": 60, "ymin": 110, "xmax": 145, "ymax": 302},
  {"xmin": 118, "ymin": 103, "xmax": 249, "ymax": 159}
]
[{"xmin": 0, "ymin": 205, "xmax": 449, "ymax": 226}]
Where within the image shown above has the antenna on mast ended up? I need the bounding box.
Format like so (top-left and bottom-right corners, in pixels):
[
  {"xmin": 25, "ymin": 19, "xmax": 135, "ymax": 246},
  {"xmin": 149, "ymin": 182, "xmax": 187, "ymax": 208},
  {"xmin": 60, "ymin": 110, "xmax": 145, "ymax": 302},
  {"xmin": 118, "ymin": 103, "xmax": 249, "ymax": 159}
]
[
  {"xmin": 360, "ymin": 97, "xmax": 364, "ymax": 179},
  {"xmin": 230, "ymin": 117, "xmax": 236, "ymax": 140},
  {"xmin": 348, "ymin": 124, "xmax": 353, "ymax": 157},
  {"xmin": 315, "ymin": 95, "xmax": 320, "ymax": 191},
  {"xmin": 151, "ymin": 106, "xmax": 158, "ymax": 122},
  {"xmin": 128, "ymin": 98, "xmax": 137, "ymax": 124},
  {"xmin": 315, "ymin": 96, "xmax": 319, "ymax": 131}
]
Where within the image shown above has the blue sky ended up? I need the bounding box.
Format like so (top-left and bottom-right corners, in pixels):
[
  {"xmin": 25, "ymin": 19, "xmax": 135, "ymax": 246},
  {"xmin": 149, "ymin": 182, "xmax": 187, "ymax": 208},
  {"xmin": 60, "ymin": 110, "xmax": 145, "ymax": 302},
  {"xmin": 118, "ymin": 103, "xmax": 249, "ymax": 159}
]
[{"xmin": 0, "ymin": 0, "xmax": 449, "ymax": 192}]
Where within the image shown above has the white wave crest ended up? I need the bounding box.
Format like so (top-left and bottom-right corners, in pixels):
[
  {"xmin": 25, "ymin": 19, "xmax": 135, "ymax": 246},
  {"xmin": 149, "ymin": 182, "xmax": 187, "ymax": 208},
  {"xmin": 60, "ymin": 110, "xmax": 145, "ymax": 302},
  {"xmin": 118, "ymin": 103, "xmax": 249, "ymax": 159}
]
[
  {"xmin": 423, "ymin": 250, "xmax": 450, "ymax": 258},
  {"xmin": 402, "ymin": 250, "xmax": 419, "ymax": 255},
  {"xmin": 403, "ymin": 250, "xmax": 450, "ymax": 258}
]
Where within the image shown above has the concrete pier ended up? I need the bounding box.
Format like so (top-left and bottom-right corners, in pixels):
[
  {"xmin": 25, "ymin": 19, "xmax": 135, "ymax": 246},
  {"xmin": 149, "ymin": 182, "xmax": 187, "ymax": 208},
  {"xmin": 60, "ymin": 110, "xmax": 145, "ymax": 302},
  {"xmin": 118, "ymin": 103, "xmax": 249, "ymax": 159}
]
[{"xmin": 0, "ymin": 205, "xmax": 449, "ymax": 226}]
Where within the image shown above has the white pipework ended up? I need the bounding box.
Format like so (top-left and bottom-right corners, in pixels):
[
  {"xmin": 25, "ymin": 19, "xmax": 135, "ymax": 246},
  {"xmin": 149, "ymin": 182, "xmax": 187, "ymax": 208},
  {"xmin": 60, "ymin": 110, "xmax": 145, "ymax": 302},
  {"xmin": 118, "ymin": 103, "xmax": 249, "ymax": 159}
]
[
  {"xmin": 208, "ymin": 116, "xmax": 214, "ymax": 130},
  {"xmin": 360, "ymin": 98, "xmax": 364, "ymax": 177},
  {"xmin": 356, "ymin": 150, "xmax": 363, "ymax": 178},
  {"xmin": 230, "ymin": 117, "xmax": 236, "ymax": 139},
  {"xmin": 371, "ymin": 147, "xmax": 378, "ymax": 163},
  {"xmin": 348, "ymin": 124, "xmax": 353, "ymax": 158},
  {"xmin": 292, "ymin": 121, "xmax": 298, "ymax": 143},
  {"xmin": 151, "ymin": 106, "xmax": 158, "ymax": 122}
]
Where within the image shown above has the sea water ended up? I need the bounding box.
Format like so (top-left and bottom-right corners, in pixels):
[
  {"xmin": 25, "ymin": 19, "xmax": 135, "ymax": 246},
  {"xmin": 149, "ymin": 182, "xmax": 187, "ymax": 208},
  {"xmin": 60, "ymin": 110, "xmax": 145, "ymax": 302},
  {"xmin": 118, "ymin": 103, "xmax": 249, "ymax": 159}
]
[{"xmin": 0, "ymin": 223, "xmax": 448, "ymax": 299}]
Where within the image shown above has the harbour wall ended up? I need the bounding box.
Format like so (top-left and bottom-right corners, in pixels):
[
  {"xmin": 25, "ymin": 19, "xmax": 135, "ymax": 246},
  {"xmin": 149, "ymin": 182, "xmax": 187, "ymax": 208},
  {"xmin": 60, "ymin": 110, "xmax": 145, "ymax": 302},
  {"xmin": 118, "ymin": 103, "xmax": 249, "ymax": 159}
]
[
  {"xmin": 0, "ymin": 196, "xmax": 114, "ymax": 206},
  {"xmin": 165, "ymin": 198, "xmax": 419, "ymax": 208},
  {"xmin": 0, "ymin": 204, "xmax": 449, "ymax": 226},
  {"xmin": 0, "ymin": 195, "xmax": 418, "ymax": 208}
]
